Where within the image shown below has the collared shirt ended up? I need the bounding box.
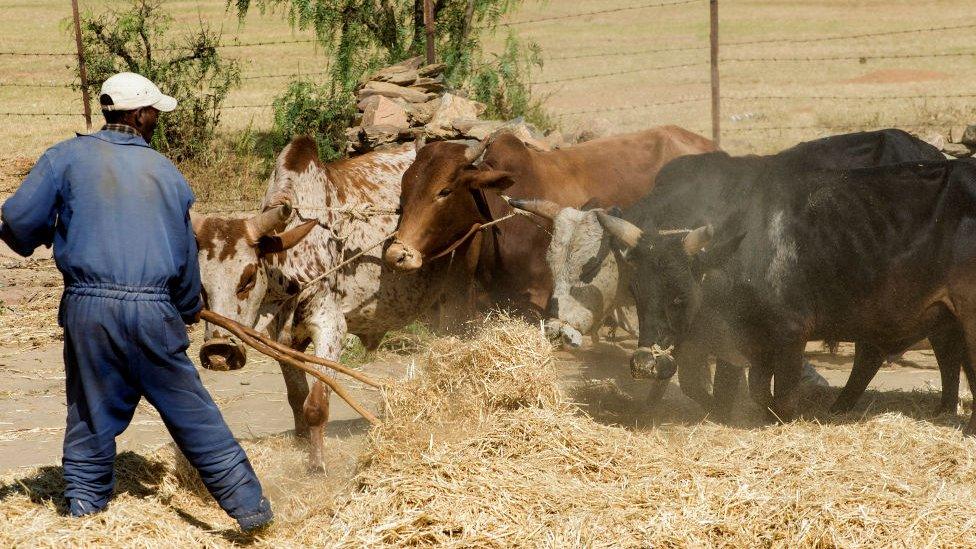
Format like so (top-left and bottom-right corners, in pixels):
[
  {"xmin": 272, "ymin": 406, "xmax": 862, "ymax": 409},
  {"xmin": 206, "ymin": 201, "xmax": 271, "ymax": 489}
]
[{"xmin": 101, "ymin": 123, "xmax": 143, "ymax": 139}]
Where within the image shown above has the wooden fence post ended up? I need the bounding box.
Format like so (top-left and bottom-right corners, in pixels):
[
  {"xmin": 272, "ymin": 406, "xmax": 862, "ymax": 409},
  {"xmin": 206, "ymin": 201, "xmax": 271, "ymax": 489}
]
[
  {"xmin": 424, "ymin": 0, "xmax": 435, "ymax": 64},
  {"xmin": 71, "ymin": 0, "xmax": 92, "ymax": 130},
  {"xmin": 709, "ymin": 0, "xmax": 720, "ymax": 148}
]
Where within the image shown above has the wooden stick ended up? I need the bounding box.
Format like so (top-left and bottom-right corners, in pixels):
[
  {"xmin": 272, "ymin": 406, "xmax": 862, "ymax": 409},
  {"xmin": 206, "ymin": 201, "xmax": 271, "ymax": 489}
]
[
  {"xmin": 199, "ymin": 310, "xmax": 381, "ymax": 425},
  {"xmin": 200, "ymin": 310, "xmax": 382, "ymax": 388}
]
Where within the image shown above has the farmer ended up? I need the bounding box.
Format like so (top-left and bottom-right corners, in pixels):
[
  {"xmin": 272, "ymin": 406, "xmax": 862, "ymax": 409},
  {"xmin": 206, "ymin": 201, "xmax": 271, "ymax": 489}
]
[{"xmin": 0, "ymin": 72, "xmax": 273, "ymax": 531}]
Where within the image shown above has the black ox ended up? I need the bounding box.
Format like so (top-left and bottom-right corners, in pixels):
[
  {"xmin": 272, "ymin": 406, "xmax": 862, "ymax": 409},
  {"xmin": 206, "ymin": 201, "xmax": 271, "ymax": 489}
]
[{"xmin": 593, "ymin": 130, "xmax": 976, "ymax": 426}]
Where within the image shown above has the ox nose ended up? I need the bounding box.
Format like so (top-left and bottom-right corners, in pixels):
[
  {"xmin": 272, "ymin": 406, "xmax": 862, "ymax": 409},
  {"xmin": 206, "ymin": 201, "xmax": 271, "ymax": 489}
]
[
  {"xmin": 200, "ymin": 332, "xmax": 248, "ymax": 371},
  {"xmin": 384, "ymin": 240, "xmax": 423, "ymax": 271},
  {"xmin": 544, "ymin": 319, "xmax": 583, "ymax": 348},
  {"xmin": 630, "ymin": 346, "xmax": 677, "ymax": 380}
]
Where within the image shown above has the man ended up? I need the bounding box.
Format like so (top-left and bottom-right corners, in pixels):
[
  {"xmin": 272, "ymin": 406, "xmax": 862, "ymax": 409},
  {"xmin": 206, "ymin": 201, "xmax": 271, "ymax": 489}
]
[{"xmin": 0, "ymin": 72, "xmax": 273, "ymax": 531}]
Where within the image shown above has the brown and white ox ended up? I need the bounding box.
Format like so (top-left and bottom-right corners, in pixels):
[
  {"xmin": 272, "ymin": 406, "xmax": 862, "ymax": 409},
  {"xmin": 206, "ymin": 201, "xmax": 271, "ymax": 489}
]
[
  {"xmin": 383, "ymin": 126, "xmax": 716, "ymax": 315},
  {"xmin": 191, "ymin": 137, "xmax": 452, "ymax": 468}
]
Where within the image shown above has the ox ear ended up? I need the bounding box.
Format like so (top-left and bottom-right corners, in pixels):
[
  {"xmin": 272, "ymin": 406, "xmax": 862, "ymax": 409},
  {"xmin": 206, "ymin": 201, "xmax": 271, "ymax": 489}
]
[
  {"xmin": 682, "ymin": 225, "xmax": 713, "ymax": 256},
  {"xmin": 461, "ymin": 169, "xmax": 516, "ymax": 192},
  {"xmin": 256, "ymin": 220, "xmax": 317, "ymax": 255}
]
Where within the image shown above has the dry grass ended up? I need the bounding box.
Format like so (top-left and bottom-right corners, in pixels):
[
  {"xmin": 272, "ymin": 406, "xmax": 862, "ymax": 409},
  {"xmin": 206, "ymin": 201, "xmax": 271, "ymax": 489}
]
[
  {"xmin": 0, "ymin": 257, "xmax": 63, "ymax": 347},
  {"xmin": 3, "ymin": 317, "xmax": 976, "ymax": 547}
]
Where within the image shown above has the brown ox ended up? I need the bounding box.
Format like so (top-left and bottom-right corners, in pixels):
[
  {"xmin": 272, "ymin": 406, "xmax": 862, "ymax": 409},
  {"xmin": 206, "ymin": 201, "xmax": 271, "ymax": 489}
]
[{"xmin": 383, "ymin": 126, "xmax": 716, "ymax": 313}]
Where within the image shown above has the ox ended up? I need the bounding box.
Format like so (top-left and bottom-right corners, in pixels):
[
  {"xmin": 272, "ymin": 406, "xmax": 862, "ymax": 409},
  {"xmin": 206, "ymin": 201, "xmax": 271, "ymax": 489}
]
[
  {"xmin": 191, "ymin": 137, "xmax": 453, "ymax": 468},
  {"xmin": 516, "ymin": 129, "xmax": 970, "ymax": 417},
  {"xmin": 596, "ymin": 155, "xmax": 976, "ymax": 432},
  {"xmin": 383, "ymin": 126, "xmax": 716, "ymax": 314}
]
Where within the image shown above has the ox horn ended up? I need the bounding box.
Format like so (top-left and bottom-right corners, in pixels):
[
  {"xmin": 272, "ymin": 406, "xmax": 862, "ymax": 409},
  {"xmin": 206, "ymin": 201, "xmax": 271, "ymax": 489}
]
[
  {"xmin": 682, "ymin": 225, "xmax": 713, "ymax": 256},
  {"xmin": 189, "ymin": 210, "xmax": 206, "ymax": 235},
  {"xmin": 414, "ymin": 134, "xmax": 427, "ymax": 152},
  {"xmin": 245, "ymin": 203, "xmax": 293, "ymax": 243},
  {"xmin": 595, "ymin": 210, "xmax": 643, "ymax": 249},
  {"xmin": 464, "ymin": 138, "xmax": 489, "ymax": 164},
  {"xmin": 507, "ymin": 197, "xmax": 562, "ymax": 221}
]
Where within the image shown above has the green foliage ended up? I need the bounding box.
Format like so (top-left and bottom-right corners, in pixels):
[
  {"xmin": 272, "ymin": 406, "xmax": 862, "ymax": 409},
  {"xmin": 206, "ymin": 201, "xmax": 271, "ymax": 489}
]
[
  {"xmin": 76, "ymin": 0, "xmax": 241, "ymax": 161},
  {"xmin": 235, "ymin": 0, "xmax": 553, "ymax": 157},
  {"xmin": 270, "ymin": 80, "xmax": 357, "ymax": 163},
  {"xmin": 468, "ymin": 32, "xmax": 553, "ymax": 131}
]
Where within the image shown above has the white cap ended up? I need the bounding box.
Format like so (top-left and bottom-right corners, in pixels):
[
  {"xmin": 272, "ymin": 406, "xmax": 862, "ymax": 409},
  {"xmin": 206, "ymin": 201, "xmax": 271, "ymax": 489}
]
[{"xmin": 99, "ymin": 72, "xmax": 177, "ymax": 112}]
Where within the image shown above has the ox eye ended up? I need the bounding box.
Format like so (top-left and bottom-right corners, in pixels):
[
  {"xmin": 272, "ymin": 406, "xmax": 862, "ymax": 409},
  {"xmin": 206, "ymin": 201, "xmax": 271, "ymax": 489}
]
[{"xmin": 436, "ymin": 188, "xmax": 452, "ymax": 198}]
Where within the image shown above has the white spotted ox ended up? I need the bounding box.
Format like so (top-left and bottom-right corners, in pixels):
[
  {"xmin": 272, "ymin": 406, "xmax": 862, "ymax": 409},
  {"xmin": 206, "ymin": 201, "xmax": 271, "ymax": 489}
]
[{"xmin": 191, "ymin": 136, "xmax": 452, "ymax": 468}]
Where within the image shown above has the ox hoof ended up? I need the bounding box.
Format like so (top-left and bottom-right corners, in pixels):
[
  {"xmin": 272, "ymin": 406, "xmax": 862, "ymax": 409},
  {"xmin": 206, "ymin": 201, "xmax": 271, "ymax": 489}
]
[
  {"xmin": 306, "ymin": 460, "xmax": 327, "ymax": 474},
  {"xmin": 630, "ymin": 348, "xmax": 677, "ymax": 380}
]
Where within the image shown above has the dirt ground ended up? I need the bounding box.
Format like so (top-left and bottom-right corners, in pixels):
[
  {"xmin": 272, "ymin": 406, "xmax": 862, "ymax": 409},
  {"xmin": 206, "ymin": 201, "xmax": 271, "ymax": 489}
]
[{"xmin": 0, "ymin": 240, "xmax": 962, "ymax": 475}]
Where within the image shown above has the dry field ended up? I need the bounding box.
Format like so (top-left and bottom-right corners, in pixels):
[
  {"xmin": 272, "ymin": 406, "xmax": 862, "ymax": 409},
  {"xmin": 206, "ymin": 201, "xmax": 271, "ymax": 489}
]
[{"xmin": 3, "ymin": 0, "xmax": 976, "ymax": 546}]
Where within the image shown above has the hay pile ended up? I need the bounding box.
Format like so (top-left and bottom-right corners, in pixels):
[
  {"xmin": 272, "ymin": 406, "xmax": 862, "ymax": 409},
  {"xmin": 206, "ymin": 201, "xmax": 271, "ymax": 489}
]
[{"xmin": 3, "ymin": 318, "xmax": 976, "ymax": 547}]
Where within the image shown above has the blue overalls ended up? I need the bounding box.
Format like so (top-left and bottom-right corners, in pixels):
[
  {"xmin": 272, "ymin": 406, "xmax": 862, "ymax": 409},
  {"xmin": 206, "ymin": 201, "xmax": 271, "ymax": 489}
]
[{"xmin": 0, "ymin": 129, "xmax": 271, "ymax": 528}]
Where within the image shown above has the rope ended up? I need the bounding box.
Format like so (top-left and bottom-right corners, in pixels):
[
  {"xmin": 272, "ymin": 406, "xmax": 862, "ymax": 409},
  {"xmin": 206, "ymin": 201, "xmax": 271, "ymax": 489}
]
[
  {"xmin": 648, "ymin": 344, "xmax": 675, "ymax": 359},
  {"xmin": 428, "ymin": 210, "xmax": 524, "ymax": 261},
  {"xmin": 298, "ymin": 230, "xmax": 399, "ymax": 292}
]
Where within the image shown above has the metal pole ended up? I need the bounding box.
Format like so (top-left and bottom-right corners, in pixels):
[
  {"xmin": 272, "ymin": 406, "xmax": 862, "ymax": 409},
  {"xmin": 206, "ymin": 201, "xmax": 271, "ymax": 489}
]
[
  {"xmin": 424, "ymin": 0, "xmax": 435, "ymax": 64},
  {"xmin": 709, "ymin": 0, "xmax": 720, "ymax": 148},
  {"xmin": 71, "ymin": 0, "xmax": 92, "ymax": 130}
]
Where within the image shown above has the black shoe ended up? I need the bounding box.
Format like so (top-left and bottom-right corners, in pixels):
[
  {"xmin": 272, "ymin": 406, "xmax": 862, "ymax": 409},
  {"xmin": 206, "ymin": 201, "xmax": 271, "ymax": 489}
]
[{"xmin": 68, "ymin": 498, "xmax": 104, "ymax": 517}]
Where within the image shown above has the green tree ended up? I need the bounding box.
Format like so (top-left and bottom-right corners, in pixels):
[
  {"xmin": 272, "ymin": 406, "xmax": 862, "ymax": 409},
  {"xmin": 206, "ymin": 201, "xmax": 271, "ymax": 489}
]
[
  {"xmin": 235, "ymin": 0, "xmax": 550, "ymax": 161},
  {"xmin": 75, "ymin": 0, "xmax": 241, "ymax": 161}
]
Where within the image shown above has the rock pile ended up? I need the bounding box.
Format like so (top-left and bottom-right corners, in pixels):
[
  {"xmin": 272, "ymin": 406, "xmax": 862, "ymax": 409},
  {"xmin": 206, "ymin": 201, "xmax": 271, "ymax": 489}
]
[
  {"xmin": 920, "ymin": 125, "xmax": 976, "ymax": 159},
  {"xmin": 346, "ymin": 56, "xmax": 567, "ymax": 153}
]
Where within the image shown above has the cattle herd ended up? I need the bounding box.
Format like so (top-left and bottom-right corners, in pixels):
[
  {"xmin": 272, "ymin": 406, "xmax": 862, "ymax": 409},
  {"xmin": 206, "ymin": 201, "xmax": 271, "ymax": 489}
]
[{"xmin": 190, "ymin": 124, "xmax": 976, "ymax": 467}]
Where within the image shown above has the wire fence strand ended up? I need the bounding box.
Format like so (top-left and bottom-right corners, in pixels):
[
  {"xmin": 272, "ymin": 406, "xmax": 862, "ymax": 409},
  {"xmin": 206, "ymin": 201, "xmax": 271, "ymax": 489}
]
[{"xmin": 496, "ymin": 0, "xmax": 700, "ymax": 27}]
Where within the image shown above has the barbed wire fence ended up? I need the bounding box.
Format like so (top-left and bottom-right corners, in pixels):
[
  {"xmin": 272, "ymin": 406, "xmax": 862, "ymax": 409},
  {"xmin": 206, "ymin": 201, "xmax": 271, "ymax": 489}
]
[{"xmin": 3, "ymin": 1, "xmax": 976, "ymax": 202}]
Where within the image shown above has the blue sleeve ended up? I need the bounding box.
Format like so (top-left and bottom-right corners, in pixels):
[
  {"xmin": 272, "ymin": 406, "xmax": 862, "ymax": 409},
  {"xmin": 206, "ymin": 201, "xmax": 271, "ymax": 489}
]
[
  {"xmin": 171, "ymin": 186, "xmax": 203, "ymax": 323},
  {"xmin": 0, "ymin": 153, "xmax": 61, "ymax": 257}
]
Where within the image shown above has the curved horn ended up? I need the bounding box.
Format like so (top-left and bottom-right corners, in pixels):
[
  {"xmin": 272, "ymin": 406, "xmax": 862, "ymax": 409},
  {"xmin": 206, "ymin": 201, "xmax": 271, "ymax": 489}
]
[
  {"xmin": 507, "ymin": 197, "xmax": 562, "ymax": 221},
  {"xmin": 464, "ymin": 138, "xmax": 489, "ymax": 164},
  {"xmin": 595, "ymin": 210, "xmax": 643, "ymax": 249},
  {"xmin": 189, "ymin": 211, "xmax": 206, "ymax": 235},
  {"xmin": 682, "ymin": 225, "xmax": 713, "ymax": 256},
  {"xmin": 245, "ymin": 203, "xmax": 293, "ymax": 243}
]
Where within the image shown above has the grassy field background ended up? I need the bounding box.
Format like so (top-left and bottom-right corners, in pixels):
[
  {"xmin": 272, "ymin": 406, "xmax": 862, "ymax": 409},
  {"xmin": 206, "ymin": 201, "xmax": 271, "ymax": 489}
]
[{"xmin": 2, "ymin": 0, "xmax": 975, "ymax": 195}]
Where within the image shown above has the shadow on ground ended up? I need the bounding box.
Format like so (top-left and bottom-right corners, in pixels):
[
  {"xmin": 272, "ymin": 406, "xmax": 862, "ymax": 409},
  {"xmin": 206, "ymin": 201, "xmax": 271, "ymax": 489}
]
[{"xmin": 562, "ymin": 342, "xmax": 970, "ymax": 434}]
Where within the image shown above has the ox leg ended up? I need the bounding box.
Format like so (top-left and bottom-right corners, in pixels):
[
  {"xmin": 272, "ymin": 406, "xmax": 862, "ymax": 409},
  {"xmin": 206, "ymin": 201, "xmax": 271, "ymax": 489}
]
[
  {"xmin": 830, "ymin": 341, "xmax": 884, "ymax": 414},
  {"xmin": 770, "ymin": 343, "xmax": 805, "ymax": 422},
  {"xmin": 303, "ymin": 308, "xmax": 347, "ymax": 471},
  {"xmin": 747, "ymin": 364, "xmax": 773, "ymax": 411},
  {"xmin": 929, "ymin": 325, "xmax": 965, "ymax": 415},
  {"xmin": 676, "ymin": 345, "xmax": 712, "ymax": 412},
  {"xmin": 280, "ymin": 361, "xmax": 311, "ymax": 439},
  {"xmin": 710, "ymin": 360, "xmax": 742, "ymax": 422}
]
